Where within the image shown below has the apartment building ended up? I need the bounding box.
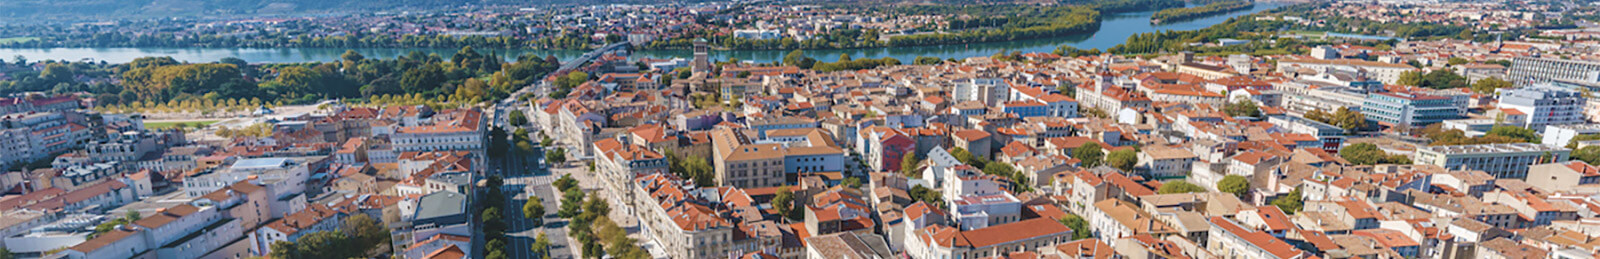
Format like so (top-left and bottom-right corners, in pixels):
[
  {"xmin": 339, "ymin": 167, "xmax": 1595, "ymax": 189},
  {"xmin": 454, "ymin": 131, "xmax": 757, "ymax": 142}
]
[
  {"xmin": 1137, "ymin": 145, "xmax": 1198, "ymax": 179},
  {"xmin": 1497, "ymin": 83, "xmax": 1586, "ymax": 131},
  {"xmin": 63, "ymin": 203, "xmax": 237, "ymax": 259},
  {"xmin": 390, "ymin": 108, "xmax": 485, "ymax": 153},
  {"xmin": 711, "ymin": 128, "xmax": 846, "ymax": 189},
  {"xmin": 633, "ymin": 174, "xmax": 754, "ymax": 259},
  {"xmin": 1507, "ymin": 56, "xmax": 1600, "ymax": 85},
  {"xmin": 592, "ymin": 136, "xmax": 667, "ymax": 215}
]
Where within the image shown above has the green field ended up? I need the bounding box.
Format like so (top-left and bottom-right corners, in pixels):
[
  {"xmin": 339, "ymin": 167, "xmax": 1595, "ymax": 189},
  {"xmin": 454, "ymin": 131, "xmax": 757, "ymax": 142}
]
[
  {"xmin": 145, "ymin": 120, "xmax": 220, "ymax": 130},
  {"xmin": 0, "ymin": 37, "xmax": 39, "ymax": 44}
]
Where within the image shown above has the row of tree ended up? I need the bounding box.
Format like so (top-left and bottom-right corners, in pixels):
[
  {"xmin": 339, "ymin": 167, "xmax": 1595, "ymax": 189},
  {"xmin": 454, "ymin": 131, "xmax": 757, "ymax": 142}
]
[
  {"xmin": 1416, "ymin": 124, "xmax": 1538, "ymax": 146},
  {"xmin": 66, "ymin": 47, "xmax": 559, "ymax": 112},
  {"xmin": 812, "ymin": 54, "xmax": 902, "ymax": 72},
  {"xmin": 1150, "ymin": 0, "xmax": 1255, "ymax": 24},
  {"xmin": 888, "ymin": 6, "xmax": 1102, "ymax": 47},
  {"xmin": 481, "ymin": 176, "xmax": 515, "ymax": 259},
  {"xmin": 553, "ymin": 173, "xmax": 648, "ymax": 259}
]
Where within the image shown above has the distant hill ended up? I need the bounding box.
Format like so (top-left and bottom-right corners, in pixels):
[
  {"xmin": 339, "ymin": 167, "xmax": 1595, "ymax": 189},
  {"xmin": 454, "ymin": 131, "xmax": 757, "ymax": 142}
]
[{"xmin": 0, "ymin": 0, "xmax": 644, "ymax": 23}]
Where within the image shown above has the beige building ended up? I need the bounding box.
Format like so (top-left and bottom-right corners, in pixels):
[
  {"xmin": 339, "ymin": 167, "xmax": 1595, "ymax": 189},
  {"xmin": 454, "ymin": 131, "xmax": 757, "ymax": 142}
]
[
  {"xmin": 710, "ymin": 128, "xmax": 845, "ymax": 189},
  {"xmin": 1526, "ymin": 161, "xmax": 1600, "ymax": 193},
  {"xmin": 1137, "ymin": 145, "xmax": 1198, "ymax": 179}
]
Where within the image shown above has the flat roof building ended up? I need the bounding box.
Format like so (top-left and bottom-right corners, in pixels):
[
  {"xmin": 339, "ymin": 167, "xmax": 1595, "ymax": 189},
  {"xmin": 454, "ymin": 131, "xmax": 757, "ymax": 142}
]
[{"xmin": 1414, "ymin": 143, "xmax": 1570, "ymax": 179}]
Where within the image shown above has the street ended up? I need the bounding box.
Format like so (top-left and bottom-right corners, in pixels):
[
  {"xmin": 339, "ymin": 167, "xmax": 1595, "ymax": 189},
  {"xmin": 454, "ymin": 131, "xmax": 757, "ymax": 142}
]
[
  {"xmin": 480, "ymin": 42, "xmax": 623, "ymax": 259},
  {"xmin": 501, "ymin": 171, "xmax": 575, "ymax": 259}
]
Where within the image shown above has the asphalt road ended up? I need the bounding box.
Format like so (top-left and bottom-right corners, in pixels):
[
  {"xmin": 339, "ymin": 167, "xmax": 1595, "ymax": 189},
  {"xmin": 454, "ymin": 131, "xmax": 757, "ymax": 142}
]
[{"xmin": 502, "ymin": 170, "xmax": 575, "ymax": 259}]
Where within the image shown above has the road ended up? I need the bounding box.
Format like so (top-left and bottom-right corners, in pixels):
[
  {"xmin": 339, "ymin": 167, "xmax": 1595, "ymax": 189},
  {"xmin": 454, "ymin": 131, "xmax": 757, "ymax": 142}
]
[
  {"xmin": 502, "ymin": 171, "xmax": 575, "ymax": 259},
  {"xmin": 480, "ymin": 41, "xmax": 628, "ymax": 259}
]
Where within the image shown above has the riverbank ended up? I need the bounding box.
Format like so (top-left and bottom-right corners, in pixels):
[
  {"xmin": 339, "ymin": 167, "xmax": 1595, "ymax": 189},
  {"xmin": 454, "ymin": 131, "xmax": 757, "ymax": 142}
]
[
  {"xmin": 0, "ymin": 3, "xmax": 1286, "ymax": 64},
  {"xmin": 1151, "ymin": 0, "xmax": 1255, "ymax": 24}
]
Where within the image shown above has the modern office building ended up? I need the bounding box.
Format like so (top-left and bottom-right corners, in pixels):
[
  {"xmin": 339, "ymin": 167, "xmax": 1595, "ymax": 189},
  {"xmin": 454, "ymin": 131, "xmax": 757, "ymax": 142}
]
[
  {"xmin": 1413, "ymin": 143, "xmax": 1571, "ymax": 179},
  {"xmin": 1497, "ymin": 83, "xmax": 1587, "ymax": 131},
  {"xmin": 1507, "ymin": 56, "xmax": 1600, "ymax": 85},
  {"xmin": 1363, "ymin": 92, "xmax": 1463, "ymax": 128}
]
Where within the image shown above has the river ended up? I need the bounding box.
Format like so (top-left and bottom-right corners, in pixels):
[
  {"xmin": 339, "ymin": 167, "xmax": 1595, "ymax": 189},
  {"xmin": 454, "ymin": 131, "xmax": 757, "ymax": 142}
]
[{"xmin": 0, "ymin": 3, "xmax": 1285, "ymax": 64}]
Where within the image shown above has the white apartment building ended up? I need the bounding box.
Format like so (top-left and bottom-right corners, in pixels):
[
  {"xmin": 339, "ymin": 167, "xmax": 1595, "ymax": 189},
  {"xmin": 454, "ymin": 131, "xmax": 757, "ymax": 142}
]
[
  {"xmin": 1498, "ymin": 83, "xmax": 1587, "ymax": 132},
  {"xmin": 391, "ymin": 109, "xmax": 486, "ymax": 153},
  {"xmin": 1543, "ymin": 124, "xmax": 1600, "ymax": 147}
]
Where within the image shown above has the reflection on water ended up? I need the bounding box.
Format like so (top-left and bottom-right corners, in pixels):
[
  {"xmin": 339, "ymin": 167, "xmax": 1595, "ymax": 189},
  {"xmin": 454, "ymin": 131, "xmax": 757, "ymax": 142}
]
[{"xmin": 0, "ymin": 4, "xmax": 1282, "ymax": 64}]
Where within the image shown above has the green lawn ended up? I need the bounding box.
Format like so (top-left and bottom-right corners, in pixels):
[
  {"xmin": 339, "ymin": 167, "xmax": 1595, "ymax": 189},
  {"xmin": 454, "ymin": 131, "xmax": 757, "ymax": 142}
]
[
  {"xmin": 145, "ymin": 120, "xmax": 220, "ymax": 130},
  {"xmin": 0, "ymin": 37, "xmax": 38, "ymax": 44}
]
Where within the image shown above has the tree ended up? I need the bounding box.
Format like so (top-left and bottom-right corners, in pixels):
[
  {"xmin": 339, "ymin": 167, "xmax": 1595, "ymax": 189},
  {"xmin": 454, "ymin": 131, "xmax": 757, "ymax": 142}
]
[
  {"xmin": 1272, "ymin": 187, "xmax": 1304, "ymax": 214},
  {"xmin": 1339, "ymin": 143, "xmax": 1388, "ymax": 165},
  {"xmin": 1486, "ymin": 125, "xmax": 1537, "ymax": 143},
  {"xmin": 559, "ymin": 188, "xmax": 585, "ymax": 218},
  {"xmin": 1574, "ymin": 146, "xmax": 1600, "ymax": 165},
  {"xmin": 1074, "ymin": 143, "xmax": 1106, "ymax": 167},
  {"xmin": 533, "ymin": 232, "xmax": 552, "ymax": 258},
  {"xmin": 1107, "ymin": 149, "xmax": 1138, "ymax": 172},
  {"xmin": 341, "ymin": 50, "xmax": 365, "ymax": 63},
  {"xmin": 1057, "ymin": 214, "xmax": 1091, "ymax": 240},
  {"xmin": 524, "ymin": 195, "xmax": 545, "ymax": 226},
  {"xmin": 546, "ymin": 147, "xmax": 568, "ymax": 165},
  {"xmin": 1224, "ymin": 99, "xmax": 1261, "ymax": 117},
  {"xmin": 489, "ymin": 127, "xmax": 510, "ymax": 158},
  {"xmin": 343, "ymin": 214, "xmax": 388, "ymax": 247},
  {"xmin": 554, "ymin": 173, "xmax": 577, "ymax": 192},
  {"xmin": 900, "ymin": 153, "xmax": 921, "ymax": 176},
  {"xmin": 1304, "ymin": 107, "xmax": 1367, "ymax": 132},
  {"xmin": 1218, "ymin": 175, "xmax": 1250, "ymax": 198},
  {"xmin": 909, "ymin": 185, "xmax": 944, "ymax": 208},
  {"xmin": 293, "ymin": 231, "xmax": 359, "ymax": 259},
  {"xmin": 949, "ymin": 147, "xmax": 987, "ymax": 168},
  {"xmin": 399, "ymin": 64, "xmax": 446, "ymax": 93},
  {"xmin": 509, "ymin": 110, "xmax": 528, "ymax": 126},
  {"xmin": 1157, "ymin": 180, "xmax": 1206, "ymax": 194},
  {"xmin": 1471, "ymin": 77, "xmax": 1513, "ymax": 94},
  {"xmin": 773, "ymin": 187, "xmax": 801, "ymax": 222},
  {"xmin": 582, "ymin": 195, "xmax": 611, "ymax": 219},
  {"xmin": 1398, "ymin": 71, "xmax": 1425, "ymax": 86},
  {"xmin": 482, "ymin": 207, "xmax": 505, "ymax": 237},
  {"xmin": 269, "ymin": 241, "xmax": 299, "ymax": 259}
]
